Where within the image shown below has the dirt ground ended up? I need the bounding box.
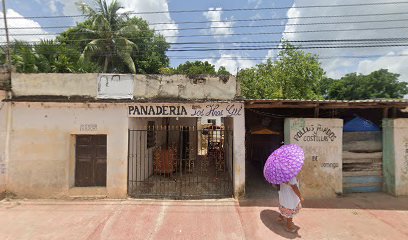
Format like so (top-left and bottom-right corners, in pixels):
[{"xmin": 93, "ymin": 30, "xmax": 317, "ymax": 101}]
[{"xmin": 0, "ymin": 193, "xmax": 407, "ymax": 240}]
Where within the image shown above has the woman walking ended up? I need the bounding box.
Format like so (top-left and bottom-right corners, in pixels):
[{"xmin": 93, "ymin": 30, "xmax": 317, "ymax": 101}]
[
  {"xmin": 263, "ymin": 144, "xmax": 305, "ymax": 233},
  {"xmin": 277, "ymin": 176, "xmax": 304, "ymax": 232}
]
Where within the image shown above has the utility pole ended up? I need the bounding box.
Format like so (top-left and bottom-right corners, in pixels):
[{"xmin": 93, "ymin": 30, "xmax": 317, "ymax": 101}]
[{"xmin": 2, "ymin": 0, "xmax": 11, "ymax": 68}]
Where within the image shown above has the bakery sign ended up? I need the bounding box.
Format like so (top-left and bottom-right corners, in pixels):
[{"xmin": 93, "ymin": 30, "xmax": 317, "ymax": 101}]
[{"xmin": 128, "ymin": 103, "xmax": 243, "ymax": 117}]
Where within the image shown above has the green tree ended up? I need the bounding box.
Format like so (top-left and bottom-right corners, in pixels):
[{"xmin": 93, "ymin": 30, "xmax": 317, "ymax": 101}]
[
  {"xmin": 160, "ymin": 61, "xmax": 231, "ymax": 76},
  {"xmin": 7, "ymin": 41, "xmax": 39, "ymax": 73},
  {"xmin": 324, "ymin": 69, "xmax": 408, "ymax": 100},
  {"xmin": 57, "ymin": 1, "xmax": 169, "ymax": 74},
  {"xmin": 0, "ymin": 40, "xmax": 100, "ymax": 73},
  {"xmin": 75, "ymin": 0, "xmax": 139, "ymax": 73},
  {"xmin": 239, "ymin": 42, "xmax": 325, "ymax": 99}
]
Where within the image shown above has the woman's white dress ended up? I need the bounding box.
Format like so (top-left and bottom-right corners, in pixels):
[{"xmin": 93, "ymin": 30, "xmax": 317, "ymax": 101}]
[{"xmin": 279, "ymin": 177, "xmax": 300, "ymax": 210}]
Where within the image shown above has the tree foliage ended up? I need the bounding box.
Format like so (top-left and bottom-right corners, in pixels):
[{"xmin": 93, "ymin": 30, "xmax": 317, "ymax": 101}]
[
  {"xmin": 0, "ymin": 0, "xmax": 169, "ymax": 74},
  {"xmin": 0, "ymin": 40, "xmax": 100, "ymax": 73},
  {"xmin": 239, "ymin": 42, "xmax": 325, "ymax": 99},
  {"xmin": 57, "ymin": 0, "xmax": 169, "ymax": 73},
  {"xmin": 159, "ymin": 61, "xmax": 231, "ymax": 76},
  {"xmin": 322, "ymin": 69, "xmax": 408, "ymax": 100}
]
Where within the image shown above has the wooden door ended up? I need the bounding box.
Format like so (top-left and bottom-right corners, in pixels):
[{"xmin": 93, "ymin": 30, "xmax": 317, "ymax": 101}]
[{"xmin": 75, "ymin": 135, "xmax": 107, "ymax": 187}]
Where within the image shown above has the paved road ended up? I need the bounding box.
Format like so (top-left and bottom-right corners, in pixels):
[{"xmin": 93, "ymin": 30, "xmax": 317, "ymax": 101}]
[{"xmin": 0, "ymin": 193, "xmax": 407, "ymax": 240}]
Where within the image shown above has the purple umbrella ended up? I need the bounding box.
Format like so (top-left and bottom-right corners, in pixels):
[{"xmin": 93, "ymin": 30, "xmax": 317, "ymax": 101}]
[{"xmin": 263, "ymin": 144, "xmax": 305, "ymax": 184}]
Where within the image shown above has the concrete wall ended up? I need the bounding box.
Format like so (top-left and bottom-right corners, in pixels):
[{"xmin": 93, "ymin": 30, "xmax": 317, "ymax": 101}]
[
  {"xmin": 5, "ymin": 101, "xmax": 245, "ymax": 199},
  {"xmin": 0, "ymin": 91, "xmax": 8, "ymax": 194},
  {"xmin": 224, "ymin": 118, "xmax": 234, "ymax": 182},
  {"xmin": 285, "ymin": 118, "xmax": 343, "ymax": 199},
  {"xmin": 232, "ymin": 114, "xmax": 246, "ymax": 197},
  {"xmin": 12, "ymin": 73, "xmax": 98, "ymax": 97},
  {"xmin": 11, "ymin": 74, "xmax": 238, "ymax": 100},
  {"xmin": 7, "ymin": 102, "xmax": 129, "ymax": 198},
  {"xmin": 133, "ymin": 75, "xmax": 238, "ymax": 100},
  {"xmin": 383, "ymin": 119, "xmax": 408, "ymax": 196}
]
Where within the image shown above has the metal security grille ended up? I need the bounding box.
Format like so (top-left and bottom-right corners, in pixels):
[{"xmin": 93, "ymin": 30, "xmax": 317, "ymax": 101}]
[{"xmin": 127, "ymin": 125, "xmax": 233, "ymax": 199}]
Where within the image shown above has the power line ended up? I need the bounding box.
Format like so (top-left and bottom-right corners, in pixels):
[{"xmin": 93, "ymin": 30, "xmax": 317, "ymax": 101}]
[
  {"xmin": 5, "ymin": 25, "xmax": 408, "ymax": 38},
  {"xmin": 168, "ymin": 54, "xmax": 408, "ymax": 60},
  {"xmin": 2, "ymin": 44, "xmax": 408, "ymax": 60},
  {"xmin": 166, "ymin": 44, "xmax": 408, "ymax": 52},
  {"xmin": 4, "ymin": 17, "xmax": 408, "ymax": 31},
  {"xmin": 3, "ymin": 43, "xmax": 408, "ymax": 55},
  {"xmin": 127, "ymin": 12, "xmax": 408, "ymax": 26},
  {"xmin": 6, "ymin": 1, "xmax": 408, "ymax": 19},
  {"xmin": 3, "ymin": 37, "xmax": 408, "ymax": 45}
]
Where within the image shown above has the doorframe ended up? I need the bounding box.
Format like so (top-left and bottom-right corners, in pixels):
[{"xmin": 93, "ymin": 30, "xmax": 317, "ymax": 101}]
[{"xmin": 68, "ymin": 133, "xmax": 108, "ymax": 190}]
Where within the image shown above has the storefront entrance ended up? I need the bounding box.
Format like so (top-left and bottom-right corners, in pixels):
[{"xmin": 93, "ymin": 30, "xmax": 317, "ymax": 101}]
[{"xmin": 127, "ymin": 117, "xmax": 234, "ymax": 199}]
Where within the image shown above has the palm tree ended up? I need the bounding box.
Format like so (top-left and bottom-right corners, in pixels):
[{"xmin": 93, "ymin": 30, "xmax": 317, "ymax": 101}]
[
  {"xmin": 7, "ymin": 41, "xmax": 39, "ymax": 73},
  {"xmin": 77, "ymin": 0, "xmax": 139, "ymax": 73}
]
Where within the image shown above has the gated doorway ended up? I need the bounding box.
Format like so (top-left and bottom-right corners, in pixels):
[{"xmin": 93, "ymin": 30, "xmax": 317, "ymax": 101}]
[{"xmin": 127, "ymin": 117, "xmax": 234, "ymax": 199}]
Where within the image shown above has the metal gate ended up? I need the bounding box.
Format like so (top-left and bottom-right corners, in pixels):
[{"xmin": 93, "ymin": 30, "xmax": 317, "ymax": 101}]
[{"xmin": 127, "ymin": 125, "xmax": 233, "ymax": 199}]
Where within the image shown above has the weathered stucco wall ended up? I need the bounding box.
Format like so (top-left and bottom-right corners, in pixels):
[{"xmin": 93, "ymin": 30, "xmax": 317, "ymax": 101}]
[
  {"xmin": 133, "ymin": 75, "xmax": 238, "ymax": 100},
  {"xmin": 12, "ymin": 73, "xmax": 98, "ymax": 97},
  {"xmin": 6, "ymin": 101, "xmax": 245, "ymax": 199},
  {"xmin": 285, "ymin": 118, "xmax": 343, "ymax": 199},
  {"xmin": 383, "ymin": 119, "xmax": 395, "ymax": 195},
  {"xmin": 7, "ymin": 102, "xmax": 129, "ymax": 198},
  {"xmin": 383, "ymin": 119, "xmax": 408, "ymax": 196},
  {"xmin": 11, "ymin": 74, "xmax": 238, "ymax": 100},
  {"xmin": 232, "ymin": 114, "xmax": 246, "ymax": 197},
  {"xmin": 0, "ymin": 91, "xmax": 8, "ymax": 194}
]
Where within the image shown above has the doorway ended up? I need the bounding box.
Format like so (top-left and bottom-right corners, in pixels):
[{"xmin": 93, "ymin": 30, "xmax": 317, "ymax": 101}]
[
  {"xmin": 245, "ymin": 116, "xmax": 283, "ymax": 198},
  {"xmin": 75, "ymin": 135, "xmax": 107, "ymax": 187},
  {"xmin": 127, "ymin": 117, "xmax": 233, "ymax": 199}
]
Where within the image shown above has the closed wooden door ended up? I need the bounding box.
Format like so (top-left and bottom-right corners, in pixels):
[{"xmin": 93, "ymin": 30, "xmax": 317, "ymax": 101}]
[{"xmin": 75, "ymin": 135, "xmax": 107, "ymax": 187}]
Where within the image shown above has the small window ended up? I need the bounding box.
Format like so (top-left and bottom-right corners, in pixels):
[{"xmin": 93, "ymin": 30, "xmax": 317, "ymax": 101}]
[{"xmin": 147, "ymin": 121, "xmax": 156, "ymax": 148}]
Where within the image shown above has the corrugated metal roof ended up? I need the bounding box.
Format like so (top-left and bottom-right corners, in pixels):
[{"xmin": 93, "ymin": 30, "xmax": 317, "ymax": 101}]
[
  {"xmin": 245, "ymin": 99, "xmax": 408, "ymax": 103},
  {"xmin": 245, "ymin": 98, "xmax": 408, "ymax": 109}
]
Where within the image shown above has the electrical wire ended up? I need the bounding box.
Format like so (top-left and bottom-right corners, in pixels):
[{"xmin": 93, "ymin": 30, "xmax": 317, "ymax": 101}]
[
  {"xmin": 4, "ymin": 17, "xmax": 408, "ymax": 31},
  {"xmin": 166, "ymin": 44, "xmax": 408, "ymax": 52},
  {"xmin": 6, "ymin": 1, "xmax": 408, "ymax": 19},
  {"xmin": 2, "ymin": 45, "xmax": 408, "ymax": 57},
  {"xmin": 2, "ymin": 37, "xmax": 408, "ymax": 46},
  {"xmin": 5, "ymin": 25, "xmax": 408, "ymax": 38}
]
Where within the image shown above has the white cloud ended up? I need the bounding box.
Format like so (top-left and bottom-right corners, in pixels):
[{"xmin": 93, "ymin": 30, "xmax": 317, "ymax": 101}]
[
  {"xmin": 0, "ymin": 9, "xmax": 53, "ymax": 42},
  {"xmin": 279, "ymin": 0, "xmax": 408, "ymax": 82},
  {"xmin": 49, "ymin": 0, "xmax": 58, "ymax": 14},
  {"xmin": 120, "ymin": 0, "xmax": 179, "ymax": 41},
  {"xmin": 203, "ymin": 53, "xmax": 257, "ymax": 74},
  {"xmin": 203, "ymin": 8, "xmax": 234, "ymax": 39},
  {"xmin": 248, "ymin": 0, "xmax": 263, "ymax": 8},
  {"xmin": 55, "ymin": 0, "xmax": 78, "ymax": 16},
  {"xmin": 357, "ymin": 50, "xmax": 408, "ymax": 81}
]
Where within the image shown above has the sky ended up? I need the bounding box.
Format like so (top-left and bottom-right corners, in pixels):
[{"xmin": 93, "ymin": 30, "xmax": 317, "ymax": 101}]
[{"xmin": 2, "ymin": 0, "xmax": 408, "ymax": 82}]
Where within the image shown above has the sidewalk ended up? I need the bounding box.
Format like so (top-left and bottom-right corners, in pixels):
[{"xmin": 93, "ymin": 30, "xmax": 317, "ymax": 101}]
[{"xmin": 0, "ymin": 193, "xmax": 407, "ymax": 240}]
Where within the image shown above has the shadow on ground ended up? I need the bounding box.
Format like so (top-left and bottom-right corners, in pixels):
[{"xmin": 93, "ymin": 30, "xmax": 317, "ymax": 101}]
[
  {"xmin": 239, "ymin": 193, "xmax": 408, "ymax": 211},
  {"xmin": 260, "ymin": 209, "xmax": 301, "ymax": 239}
]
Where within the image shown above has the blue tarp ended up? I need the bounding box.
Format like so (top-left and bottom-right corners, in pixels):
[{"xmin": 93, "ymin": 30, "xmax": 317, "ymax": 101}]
[{"xmin": 343, "ymin": 116, "xmax": 380, "ymax": 132}]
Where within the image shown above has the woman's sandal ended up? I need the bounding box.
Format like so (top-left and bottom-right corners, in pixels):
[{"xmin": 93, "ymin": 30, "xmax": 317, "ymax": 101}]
[
  {"xmin": 276, "ymin": 216, "xmax": 285, "ymax": 225},
  {"xmin": 285, "ymin": 223, "xmax": 297, "ymax": 233}
]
